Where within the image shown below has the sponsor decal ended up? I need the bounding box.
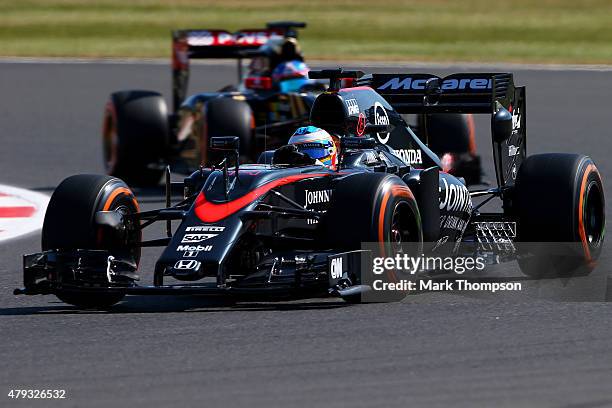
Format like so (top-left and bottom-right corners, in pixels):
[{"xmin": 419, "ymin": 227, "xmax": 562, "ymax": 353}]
[
  {"xmin": 304, "ymin": 189, "xmax": 333, "ymax": 225},
  {"xmin": 330, "ymin": 257, "xmax": 343, "ymax": 280},
  {"xmin": 393, "ymin": 148, "xmax": 423, "ymax": 165},
  {"xmin": 508, "ymin": 145, "xmax": 520, "ymax": 157},
  {"xmin": 345, "ymin": 98, "xmax": 359, "ymax": 115},
  {"xmin": 440, "ymin": 215, "xmax": 469, "ymax": 232},
  {"xmin": 511, "ymin": 164, "xmax": 518, "ymax": 180},
  {"xmin": 185, "ymin": 226, "xmax": 225, "ymax": 232},
  {"xmin": 177, "ymin": 245, "xmax": 213, "ymax": 252},
  {"xmin": 305, "ymin": 189, "xmax": 333, "ymax": 207},
  {"xmin": 0, "ymin": 184, "xmax": 49, "ymax": 243},
  {"xmin": 187, "ymin": 31, "xmax": 233, "ymax": 46},
  {"xmin": 439, "ymin": 178, "xmax": 472, "ymax": 213},
  {"xmin": 357, "ymin": 112, "xmax": 366, "ymax": 136},
  {"xmin": 235, "ymin": 30, "xmax": 282, "ymax": 46},
  {"xmin": 174, "ymin": 260, "xmax": 201, "ymax": 270},
  {"xmin": 378, "ymin": 77, "xmax": 492, "ymax": 91},
  {"xmin": 181, "ymin": 233, "xmax": 217, "ymax": 243},
  {"xmin": 373, "ymin": 102, "xmax": 390, "ymax": 144},
  {"xmin": 511, "ymin": 106, "xmax": 521, "ymax": 135}
]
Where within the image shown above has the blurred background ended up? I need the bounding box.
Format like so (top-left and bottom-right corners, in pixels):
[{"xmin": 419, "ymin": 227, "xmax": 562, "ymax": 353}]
[{"xmin": 1, "ymin": 0, "xmax": 611, "ymax": 64}]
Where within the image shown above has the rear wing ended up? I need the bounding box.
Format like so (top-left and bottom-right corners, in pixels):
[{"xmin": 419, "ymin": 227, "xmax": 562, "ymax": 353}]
[
  {"xmin": 172, "ymin": 21, "xmax": 306, "ymax": 111},
  {"xmin": 356, "ymin": 72, "xmax": 526, "ymax": 189},
  {"xmin": 358, "ymin": 73, "xmax": 515, "ymax": 114}
]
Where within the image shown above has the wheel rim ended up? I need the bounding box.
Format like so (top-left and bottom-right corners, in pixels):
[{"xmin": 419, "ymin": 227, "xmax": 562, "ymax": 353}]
[
  {"xmin": 390, "ymin": 202, "xmax": 417, "ymax": 253},
  {"xmin": 583, "ymin": 180, "xmax": 604, "ymax": 247}
]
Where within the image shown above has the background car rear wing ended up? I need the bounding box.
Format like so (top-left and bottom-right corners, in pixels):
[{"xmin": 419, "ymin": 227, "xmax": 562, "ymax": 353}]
[
  {"xmin": 357, "ymin": 72, "xmax": 526, "ymax": 189},
  {"xmin": 172, "ymin": 21, "xmax": 306, "ymax": 111}
]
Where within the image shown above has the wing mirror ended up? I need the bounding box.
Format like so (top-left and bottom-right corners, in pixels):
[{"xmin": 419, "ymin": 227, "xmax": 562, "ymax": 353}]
[
  {"xmin": 210, "ymin": 136, "xmax": 240, "ymax": 152},
  {"xmin": 492, "ymin": 107, "xmax": 512, "ymax": 143},
  {"xmin": 341, "ymin": 137, "xmax": 377, "ymax": 150}
]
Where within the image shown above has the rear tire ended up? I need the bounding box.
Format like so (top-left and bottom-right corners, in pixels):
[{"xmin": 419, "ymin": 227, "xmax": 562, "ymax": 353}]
[
  {"xmin": 103, "ymin": 90, "xmax": 169, "ymax": 186},
  {"xmin": 420, "ymin": 113, "xmax": 481, "ymax": 184},
  {"xmin": 321, "ymin": 173, "xmax": 422, "ymax": 302},
  {"xmin": 204, "ymin": 98, "xmax": 254, "ymax": 164},
  {"xmin": 43, "ymin": 174, "xmax": 141, "ymax": 308},
  {"xmin": 514, "ymin": 154, "xmax": 605, "ymax": 277}
]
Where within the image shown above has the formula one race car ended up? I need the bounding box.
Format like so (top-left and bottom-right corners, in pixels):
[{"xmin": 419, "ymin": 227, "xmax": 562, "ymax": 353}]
[
  {"xmin": 17, "ymin": 69, "xmax": 605, "ymax": 308},
  {"xmin": 102, "ymin": 21, "xmax": 322, "ymax": 186},
  {"xmin": 102, "ymin": 22, "xmax": 482, "ymax": 186}
]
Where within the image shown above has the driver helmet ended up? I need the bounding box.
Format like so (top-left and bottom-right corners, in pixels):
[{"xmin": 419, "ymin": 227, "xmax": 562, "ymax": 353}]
[
  {"xmin": 272, "ymin": 60, "xmax": 310, "ymax": 92},
  {"xmin": 288, "ymin": 126, "xmax": 337, "ymax": 168}
]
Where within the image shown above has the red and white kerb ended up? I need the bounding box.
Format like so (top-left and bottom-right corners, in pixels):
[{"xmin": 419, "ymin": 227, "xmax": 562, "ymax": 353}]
[{"xmin": 0, "ymin": 184, "xmax": 49, "ymax": 243}]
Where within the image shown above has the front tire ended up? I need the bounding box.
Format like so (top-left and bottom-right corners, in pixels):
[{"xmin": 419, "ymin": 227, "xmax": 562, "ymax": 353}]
[
  {"xmin": 321, "ymin": 173, "xmax": 422, "ymax": 302},
  {"xmin": 43, "ymin": 174, "xmax": 141, "ymax": 308}
]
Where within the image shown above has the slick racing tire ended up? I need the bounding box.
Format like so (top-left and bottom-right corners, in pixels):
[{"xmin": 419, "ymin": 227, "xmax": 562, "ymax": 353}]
[
  {"xmin": 321, "ymin": 173, "xmax": 423, "ymax": 302},
  {"xmin": 103, "ymin": 90, "xmax": 169, "ymax": 186},
  {"xmin": 514, "ymin": 154, "xmax": 605, "ymax": 278},
  {"xmin": 42, "ymin": 174, "xmax": 141, "ymax": 308},
  {"xmin": 204, "ymin": 98, "xmax": 254, "ymax": 164}
]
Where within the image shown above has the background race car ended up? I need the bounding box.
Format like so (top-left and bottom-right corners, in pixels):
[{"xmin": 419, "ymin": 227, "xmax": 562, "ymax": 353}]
[{"xmin": 102, "ymin": 21, "xmax": 483, "ymax": 186}]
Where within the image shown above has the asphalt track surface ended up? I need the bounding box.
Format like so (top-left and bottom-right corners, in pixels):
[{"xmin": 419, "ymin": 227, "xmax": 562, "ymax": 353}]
[{"xmin": 1, "ymin": 62, "xmax": 612, "ymax": 408}]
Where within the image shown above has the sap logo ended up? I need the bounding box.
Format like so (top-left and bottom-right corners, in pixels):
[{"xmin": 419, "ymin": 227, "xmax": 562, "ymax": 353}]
[
  {"xmin": 174, "ymin": 260, "xmax": 201, "ymax": 270},
  {"xmin": 378, "ymin": 77, "xmax": 492, "ymax": 91},
  {"xmin": 305, "ymin": 189, "xmax": 333, "ymax": 207},
  {"xmin": 177, "ymin": 245, "xmax": 213, "ymax": 252},
  {"xmin": 393, "ymin": 149, "xmax": 423, "ymax": 165},
  {"xmin": 345, "ymin": 98, "xmax": 359, "ymax": 115},
  {"xmin": 439, "ymin": 178, "xmax": 472, "ymax": 213},
  {"xmin": 330, "ymin": 257, "xmax": 343, "ymax": 280},
  {"xmin": 186, "ymin": 226, "xmax": 225, "ymax": 232},
  {"xmin": 181, "ymin": 234, "xmax": 217, "ymax": 243},
  {"xmin": 373, "ymin": 102, "xmax": 390, "ymax": 144}
]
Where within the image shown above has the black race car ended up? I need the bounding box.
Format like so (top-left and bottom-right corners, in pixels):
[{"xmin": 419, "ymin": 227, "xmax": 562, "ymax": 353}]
[
  {"xmin": 101, "ymin": 21, "xmax": 482, "ymax": 187},
  {"xmin": 102, "ymin": 21, "xmax": 323, "ymax": 186},
  {"xmin": 17, "ymin": 69, "xmax": 605, "ymax": 307}
]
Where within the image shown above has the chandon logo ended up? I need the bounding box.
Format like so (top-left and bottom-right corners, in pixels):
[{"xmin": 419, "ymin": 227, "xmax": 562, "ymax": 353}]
[{"xmin": 378, "ymin": 77, "xmax": 493, "ymax": 91}]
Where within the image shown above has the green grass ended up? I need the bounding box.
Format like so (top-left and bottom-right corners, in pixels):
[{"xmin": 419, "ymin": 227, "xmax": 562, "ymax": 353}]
[{"xmin": 1, "ymin": 0, "xmax": 612, "ymax": 64}]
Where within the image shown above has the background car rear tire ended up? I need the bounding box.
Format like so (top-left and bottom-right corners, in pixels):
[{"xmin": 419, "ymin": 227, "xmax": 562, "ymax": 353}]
[
  {"xmin": 204, "ymin": 98, "xmax": 254, "ymax": 164},
  {"xmin": 418, "ymin": 113, "xmax": 481, "ymax": 184},
  {"xmin": 513, "ymin": 154, "xmax": 605, "ymax": 277},
  {"xmin": 103, "ymin": 90, "xmax": 169, "ymax": 186},
  {"xmin": 321, "ymin": 173, "xmax": 422, "ymax": 302},
  {"xmin": 42, "ymin": 174, "xmax": 141, "ymax": 308}
]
